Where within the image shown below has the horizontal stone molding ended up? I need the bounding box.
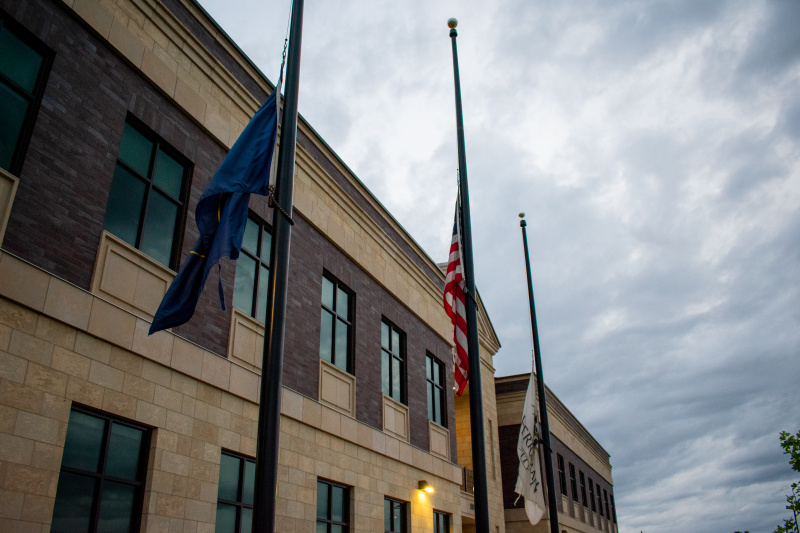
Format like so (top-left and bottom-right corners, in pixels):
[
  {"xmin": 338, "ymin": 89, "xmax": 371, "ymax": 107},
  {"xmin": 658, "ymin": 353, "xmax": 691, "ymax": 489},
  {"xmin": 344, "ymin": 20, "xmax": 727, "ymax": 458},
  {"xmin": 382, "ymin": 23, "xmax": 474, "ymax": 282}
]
[{"xmin": 0, "ymin": 249, "xmax": 258, "ymax": 403}]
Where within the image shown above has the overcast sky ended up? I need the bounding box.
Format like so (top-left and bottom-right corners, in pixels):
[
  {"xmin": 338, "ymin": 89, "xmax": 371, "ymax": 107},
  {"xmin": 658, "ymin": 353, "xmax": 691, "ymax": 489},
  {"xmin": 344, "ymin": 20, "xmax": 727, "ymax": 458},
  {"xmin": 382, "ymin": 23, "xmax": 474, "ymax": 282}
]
[{"xmin": 196, "ymin": 0, "xmax": 800, "ymax": 531}]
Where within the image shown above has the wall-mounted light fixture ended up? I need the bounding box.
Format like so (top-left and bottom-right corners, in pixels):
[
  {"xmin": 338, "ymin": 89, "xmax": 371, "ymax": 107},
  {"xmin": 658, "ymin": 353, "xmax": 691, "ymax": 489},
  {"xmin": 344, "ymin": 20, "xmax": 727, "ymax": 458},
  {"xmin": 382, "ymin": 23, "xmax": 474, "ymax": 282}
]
[{"xmin": 418, "ymin": 480, "xmax": 434, "ymax": 493}]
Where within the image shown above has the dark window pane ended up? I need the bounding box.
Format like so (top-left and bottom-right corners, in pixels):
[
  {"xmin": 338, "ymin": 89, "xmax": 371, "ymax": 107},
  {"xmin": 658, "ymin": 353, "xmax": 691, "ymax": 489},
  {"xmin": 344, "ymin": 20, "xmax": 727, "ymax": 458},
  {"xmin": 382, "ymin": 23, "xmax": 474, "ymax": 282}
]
[
  {"xmin": 433, "ymin": 360, "xmax": 442, "ymax": 385},
  {"xmin": 140, "ymin": 191, "xmax": 178, "ymax": 265},
  {"xmin": 384, "ymin": 499, "xmax": 390, "ymax": 531},
  {"xmin": 215, "ymin": 503, "xmax": 236, "ymax": 533},
  {"xmin": 427, "ymin": 382, "xmax": 433, "ymax": 421},
  {"xmin": 0, "ymin": 83, "xmax": 27, "ymax": 171},
  {"xmin": 260, "ymin": 227, "xmax": 271, "ymax": 262},
  {"xmin": 331, "ymin": 525, "xmax": 343, "ymax": 533},
  {"xmin": 0, "ymin": 28, "xmax": 43, "ymax": 93},
  {"xmin": 391, "ymin": 330, "xmax": 400, "ymax": 356},
  {"xmin": 106, "ymin": 423, "xmax": 143, "ymax": 480},
  {"xmin": 104, "ymin": 165, "xmax": 146, "ymax": 247},
  {"xmin": 233, "ymin": 254, "xmax": 257, "ymax": 316},
  {"xmin": 321, "ymin": 277, "xmax": 334, "ymax": 309},
  {"xmin": 217, "ymin": 454, "xmax": 240, "ymax": 502},
  {"xmin": 392, "ymin": 357, "xmax": 401, "ymax": 402},
  {"xmin": 434, "ymin": 388, "xmax": 442, "ymax": 424},
  {"xmin": 316, "ymin": 481, "xmax": 328, "ymax": 519},
  {"xmin": 241, "ymin": 507, "xmax": 252, "ymax": 533},
  {"xmin": 392, "ymin": 501, "xmax": 401, "ymax": 530},
  {"xmin": 331, "ymin": 485, "xmax": 344, "ymax": 522},
  {"xmin": 334, "ymin": 319, "xmax": 348, "ymax": 371},
  {"xmin": 319, "ymin": 309, "xmax": 334, "ymax": 364},
  {"xmin": 51, "ymin": 472, "xmax": 96, "ymax": 533},
  {"xmin": 381, "ymin": 352, "xmax": 390, "ymax": 396},
  {"xmin": 256, "ymin": 265, "xmax": 269, "ymax": 324},
  {"xmin": 242, "ymin": 217, "xmax": 259, "ymax": 254},
  {"xmin": 316, "ymin": 523, "xmax": 327, "ymax": 533},
  {"xmin": 426, "ymin": 357, "xmax": 432, "ymax": 380},
  {"xmin": 152, "ymin": 149, "xmax": 184, "ymax": 199},
  {"xmin": 97, "ymin": 481, "xmax": 135, "ymax": 533},
  {"xmin": 381, "ymin": 321, "xmax": 389, "ymax": 348},
  {"xmin": 118, "ymin": 123, "xmax": 153, "ymax": 178},
  {"xmin": 336, "ymin": 287, "xmax": 348, "ymax": 317},
  {"xmin": 62, "ymin": 410, "xmax": 105, "ymax": 472},
  {"xmin": 243, "ymin": 459, "xmax": 255, "ymax": 506}
]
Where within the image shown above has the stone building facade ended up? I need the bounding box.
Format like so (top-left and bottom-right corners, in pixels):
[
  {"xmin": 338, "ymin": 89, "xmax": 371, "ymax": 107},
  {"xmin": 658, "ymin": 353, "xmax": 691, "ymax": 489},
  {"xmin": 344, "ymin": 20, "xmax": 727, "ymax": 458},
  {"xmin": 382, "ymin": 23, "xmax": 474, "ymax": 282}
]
[
  {"xmin": 0, "ymin": 0, "xmax": 615, "ymax": 532},
  {"xmin": 0, "ymin": 0, "xmax": 508, "ymax": 531},
  {"xmin": 496, "ymin": 374, "xmax": 618, "ymax": 533}
]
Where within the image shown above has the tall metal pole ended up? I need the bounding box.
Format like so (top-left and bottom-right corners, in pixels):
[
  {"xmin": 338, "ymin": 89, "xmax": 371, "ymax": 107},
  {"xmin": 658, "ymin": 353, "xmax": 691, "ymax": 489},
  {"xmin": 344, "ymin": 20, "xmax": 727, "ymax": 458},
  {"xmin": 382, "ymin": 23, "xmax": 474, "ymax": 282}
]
[
  {"xmin": 519, "ymin": 214, "xmax": 560, "ymax": 533},
  {"xmin": 448, "ymin": 18, "xmax": 491, "ymax": 532},
  {"xmin": 252, "ymin": 0, "xmax": 304, "ymax": 530}
]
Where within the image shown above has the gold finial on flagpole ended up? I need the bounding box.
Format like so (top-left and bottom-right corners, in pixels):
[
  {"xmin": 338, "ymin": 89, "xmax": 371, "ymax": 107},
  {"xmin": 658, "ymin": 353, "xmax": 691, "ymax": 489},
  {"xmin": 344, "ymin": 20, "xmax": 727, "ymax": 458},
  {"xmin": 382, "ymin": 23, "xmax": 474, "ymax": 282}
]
[
  {"xmin": 519, "ymin": 212, "xmax": 525, "ymax": 219},
  {"xmin": 447, "ymin": 18, "xmax": 458, "ymax": 29}
]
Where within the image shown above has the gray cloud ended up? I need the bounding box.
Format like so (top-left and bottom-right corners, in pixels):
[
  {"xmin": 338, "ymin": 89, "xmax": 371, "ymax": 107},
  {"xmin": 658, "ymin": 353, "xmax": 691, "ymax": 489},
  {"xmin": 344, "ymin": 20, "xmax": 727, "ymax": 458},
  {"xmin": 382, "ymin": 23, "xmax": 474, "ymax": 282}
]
[{"xmin": 199, "ymin": 1, "xmax": 800, "ymax": 531}]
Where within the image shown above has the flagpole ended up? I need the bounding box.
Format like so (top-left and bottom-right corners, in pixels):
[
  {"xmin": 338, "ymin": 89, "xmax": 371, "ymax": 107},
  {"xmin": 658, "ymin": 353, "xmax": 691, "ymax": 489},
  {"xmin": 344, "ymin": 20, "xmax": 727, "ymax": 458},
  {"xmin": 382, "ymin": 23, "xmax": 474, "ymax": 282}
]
[
  {"xmin": 252, "ymin": 0, "xmax": 304, "ymax": 530},
  {"xmin": 448, "ymin": 18, "xmax": 491, "ymax": 532},
  {"xmin": 519, "ymin": 213, "xmax": 560, "ymax": 533}
]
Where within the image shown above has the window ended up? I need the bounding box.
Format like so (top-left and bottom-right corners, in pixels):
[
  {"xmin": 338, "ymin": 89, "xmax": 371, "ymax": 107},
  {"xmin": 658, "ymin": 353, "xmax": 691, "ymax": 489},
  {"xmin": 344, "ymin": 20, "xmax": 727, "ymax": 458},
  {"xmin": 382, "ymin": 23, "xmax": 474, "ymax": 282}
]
[
  {"xmin": 597, "ymin": 484, "xmax": 604, "ymax": 517},
  {"xmin": 216, "ymin": 451, "xmax": 255, "ymax": 533},
  {"xmin": 51, "ymin": 407, "xmax": 150, "ymax": 533},
  {"xmin": 233, "ymin": 213, "xmax": 272, "ymax": 323},
  {"xmin": 579, "ymin": 471, "xmax": 587, "ymax": 507},
  {"xmin": 0, "ymin": 11, "xmax": 52, "ymax": 175},
  {"xmin": 604, "ymin": 489, "xmax": 610, "ymax": 519},
  {"xmin": 317, "ymin": 479, "xmax": 349, "ymax": 532},
  {"xmin": 381, "ymin": 320, "xmax": 405, "ymax": 403},
  {"xmin": 588, "ymin": 478, "xmax": 596, "ymax": 512},
  {"xmin": 557, "ymin": 454, "xmax": 567, "ymax": 496},
  {"xmin": 103, "ymin": 117, "xmax": 190, "ymax": 268},
  {"xmin": 426, "ymin": 353, "xmax": 446, "ymax": 426},
  {"xmin": 384, "ymin": 497, "xmax": 406, "ymax": 533},
  {"xmin": 433, "ymin": 510, "xmax": 449, "ymax": 533},
  {"xmin": 319, "ymin": 275, "xmax": 352, "ymax": 372},
  {"xmin": 569, "ymin": 462, "xmax": 578, "ymax": 501}
]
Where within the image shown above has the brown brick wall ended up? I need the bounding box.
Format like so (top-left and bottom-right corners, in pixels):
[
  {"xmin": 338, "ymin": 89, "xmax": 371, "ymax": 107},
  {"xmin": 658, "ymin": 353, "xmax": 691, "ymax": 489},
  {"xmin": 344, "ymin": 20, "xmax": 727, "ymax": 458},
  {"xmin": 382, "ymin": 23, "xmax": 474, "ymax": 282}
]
[
  {"xmin": 283, "ymin": 213, "xmax": 455, "ymax": 458},
  {"xmin": 3, "ymin": 0, "xmax": 457, "ymax": 460}
]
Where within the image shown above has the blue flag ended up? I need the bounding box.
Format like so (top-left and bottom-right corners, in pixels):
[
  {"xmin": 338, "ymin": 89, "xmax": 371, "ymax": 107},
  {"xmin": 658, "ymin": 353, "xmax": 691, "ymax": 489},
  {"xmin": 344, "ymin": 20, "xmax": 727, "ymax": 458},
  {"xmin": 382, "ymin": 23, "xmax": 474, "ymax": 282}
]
[{"xmin": 149, "ymin": 89, "xmax": 280, "ymax": 334}]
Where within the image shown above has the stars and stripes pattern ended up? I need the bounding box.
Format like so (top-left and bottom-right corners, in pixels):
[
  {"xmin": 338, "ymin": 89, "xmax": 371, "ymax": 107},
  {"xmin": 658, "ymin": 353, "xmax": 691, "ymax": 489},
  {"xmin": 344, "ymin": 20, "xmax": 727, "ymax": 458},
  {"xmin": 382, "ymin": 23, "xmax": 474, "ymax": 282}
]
[{"xmin": 444, "ymin": 202, "xmax": 469, "ymax": 396}]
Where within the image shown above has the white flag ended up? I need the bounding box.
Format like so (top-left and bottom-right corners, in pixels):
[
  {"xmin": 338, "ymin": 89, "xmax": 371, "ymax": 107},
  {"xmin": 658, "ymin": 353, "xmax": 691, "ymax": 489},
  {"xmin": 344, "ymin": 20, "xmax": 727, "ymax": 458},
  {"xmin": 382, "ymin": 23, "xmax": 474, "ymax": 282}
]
[{"xmin": 514, "ymin": 372, "xmax": 546, "ymax": 524}]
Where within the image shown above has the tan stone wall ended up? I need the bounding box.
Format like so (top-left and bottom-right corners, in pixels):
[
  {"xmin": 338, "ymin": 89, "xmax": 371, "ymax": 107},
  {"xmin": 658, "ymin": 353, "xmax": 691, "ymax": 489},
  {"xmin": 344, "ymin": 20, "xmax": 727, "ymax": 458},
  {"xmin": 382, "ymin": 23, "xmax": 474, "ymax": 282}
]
[
  {"xmin": 453, "ymin": 348, "xmax": 505, "ymax": 532},
  {"xmin": 0, "ymin": 253, "xmax": 472, "ymax": 531}
]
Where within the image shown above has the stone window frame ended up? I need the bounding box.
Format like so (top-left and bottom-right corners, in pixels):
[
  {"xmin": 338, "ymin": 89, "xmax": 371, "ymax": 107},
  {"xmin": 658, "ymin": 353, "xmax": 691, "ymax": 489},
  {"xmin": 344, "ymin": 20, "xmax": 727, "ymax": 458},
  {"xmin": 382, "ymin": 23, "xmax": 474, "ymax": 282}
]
[
  {"xmin": 316, "ymin": 478, "xmax": 350, "ymax": 533},
  {"xmin": 381, "ymin": 318, "xmax": 406, "ymax": 405},
  {"xmin": 0, "ymin": 9, "xmax": 54, "ymax": 176},
  {"xmin": 103, "ymin": 113, "xmax": 192, "ymax": 270},
  {"xmin": 579, "ymin": 470, "xmax": 588, "ymax": 507},
  {"xmin": 433, "ymin": 509, "xmax": 450, "ymax": 533},
  {"xmin": 232, "ymin": 211, "xmax": 272, "ymax": 323},
  {"xmin": 383, "ymin": 496, "xmax": 407, "ymax": 533},
  {"xmin": 588, "ymin": 477, "xmax": 597, "ymax": 513},
  {"xmin": 425, "ymin": 352, "xmax": 447, "ymax": 427},
  {"xmin": 557, "ymin": 453, "xmax": 567, "ymax": 496},
  {"xmin": 569, "ymin": 461, "xmax": 578, "ymax": 501},
  {"xmin": 51, "ymin": 404, "xmax": 151, "ymax": 533},
  {"xmin": 216, "ymin": 449, "xmax": 256, "ymax": 533},
  {"xmin": 319, "ymin": 272, "xmax": 354, "ymax": 374}
]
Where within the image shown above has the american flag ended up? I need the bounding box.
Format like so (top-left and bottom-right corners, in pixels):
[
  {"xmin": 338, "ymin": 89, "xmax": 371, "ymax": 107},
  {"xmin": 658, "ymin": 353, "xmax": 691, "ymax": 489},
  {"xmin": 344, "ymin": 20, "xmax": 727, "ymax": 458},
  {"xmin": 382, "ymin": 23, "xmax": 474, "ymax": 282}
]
[{"xmin": 444, "ymin": 203, "xmax": 469, "ymax": 396}]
